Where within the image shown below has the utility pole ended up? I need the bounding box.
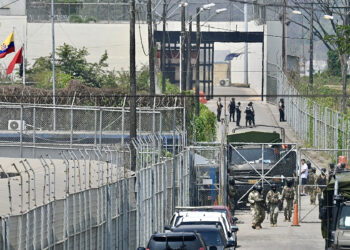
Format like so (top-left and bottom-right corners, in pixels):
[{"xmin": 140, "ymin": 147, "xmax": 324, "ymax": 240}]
[
  {"xmin": 195, "ymin": 7, "xmax": 200, "ymax": 116},
  {"xmin": 309, "ymin": 2, "xmax": 314, "ymax": 86},
  {"xmin": 180, "ymin": 5, "xmax": 186, "ymax": 91},
  {"xmin": 130, "ymin": 0, "xmax": 136, "ymax": 171},
  {"xmin": 342, "ymin": 1, "xmax": 350, "ymax": 113},
  {"xmin": 147, "ymin": 0, "xmax": 155, "ymax": 95},
  {"xmin": 161, "ymin": 0, "xmax": 166, "ymax": 93},
  {"xmin": 186, "ymin": 18, "xmax": 192, "ymax": 90},
  {"xmin": 282, "ymin": 0, "xmax": 287, "ymax": 73},
  {"xmin": 244, "ymin": 2, "xmax": 248, "ymax": 85},
  {"xmin": 51, "ymin": 0, "xmax": 56, "ymax": 131}
]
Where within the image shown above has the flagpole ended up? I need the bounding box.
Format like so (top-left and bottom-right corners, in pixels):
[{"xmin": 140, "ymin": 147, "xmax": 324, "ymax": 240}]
[
  {"xmin": 51, "ymin": 0, "xmax": 56, "ymax": 130},
  {"xmin": 23, "ymin": 21, "xmax": 27, "ymax": 86},
  {"xmin": 22, "ymin": 43, "xmax": 25, "ymax": 85}
]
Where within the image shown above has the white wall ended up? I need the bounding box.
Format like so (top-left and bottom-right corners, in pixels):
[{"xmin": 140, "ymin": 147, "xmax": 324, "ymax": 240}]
[
  {"xmin": 163, "ymin": 21, "xmax": 264, "ymax": 93},
  {"xmin": 0, "ymin": 17, "xmax": 264, "ymax": 92},
  {"xmin": 0, "ymin": 17, "xmax": 149, "ymax": 73}
]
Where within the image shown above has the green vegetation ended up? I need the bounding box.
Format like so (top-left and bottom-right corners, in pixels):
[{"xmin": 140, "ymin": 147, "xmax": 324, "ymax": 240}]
[
  {"xmin": 193, "ymin": 104, "xmax": 216, "ymax": 141},
  {"xmin": 69, "ymin": 15, "xmax": 97, "ymax": 23},
  {"xmin": 327, "ymin": 50, "xmax": 341, "ymax": 77},
  {"xmin": 25, "ymin": 43, "xmax": 150, "ymax": 92},
  {"xmin": 291, "ymin": 72, "xmax": 349, "ymax": 112},
  {"xmin": 22, "ymin": 44, "xmax": 215, "ymax": 144}
]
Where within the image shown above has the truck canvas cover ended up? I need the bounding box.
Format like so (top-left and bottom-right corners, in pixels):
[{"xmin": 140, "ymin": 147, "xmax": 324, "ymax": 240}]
[
  {"xmin": 325, "ymin": 172, "xmax": 350, "ymax": 201},
  {"xmin": 227, "ymin": 131, "xmax": 281, "ymax": 144}
]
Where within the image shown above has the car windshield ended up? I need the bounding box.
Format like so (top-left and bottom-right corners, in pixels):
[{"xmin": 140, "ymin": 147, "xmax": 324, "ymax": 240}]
[
  {"xmin": 338, "ymin": 206, "xmax": 350, "ymax": 230},
  {"xmin": 199, "ymin": 231, "xmax": 223, "ymax": 246},
  {"xmin": 231, "ymin": 148, "xmax": 276, "ymax": 165}
]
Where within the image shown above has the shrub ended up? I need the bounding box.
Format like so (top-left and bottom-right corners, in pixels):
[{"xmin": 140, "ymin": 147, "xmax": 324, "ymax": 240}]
[
  {"xmin": 194, "ymin": 104, "xmax": 216, "ymax": 141},
  {"xmin": 69, "ymin": 15, "xmax": 84, "ymax": 23}
]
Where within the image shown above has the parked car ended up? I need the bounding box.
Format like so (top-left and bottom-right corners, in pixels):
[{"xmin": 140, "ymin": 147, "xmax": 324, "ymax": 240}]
[
  {"xmin": 175, "ymin": 206, "xmax": 238, "ymax": 225},
  {"xmin": 172, "ymin": 224, "xmax": 236, "ymax": 250},
  {"xmin": 137, "ymin": 232, "xmax": 206, "ymax": 250},
  {"xmin": 166, "ymin": 211, "xmax": 237, "ymax": 243}
]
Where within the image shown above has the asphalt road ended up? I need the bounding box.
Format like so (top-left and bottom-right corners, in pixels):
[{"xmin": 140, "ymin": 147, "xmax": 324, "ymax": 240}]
[
  {"xmin": 206, "ymin": 86, "xmax": 324, "ymax": 249},
  {"xmin": 234, "ymin": 195, "xmax": 324, "ymax": 250}
]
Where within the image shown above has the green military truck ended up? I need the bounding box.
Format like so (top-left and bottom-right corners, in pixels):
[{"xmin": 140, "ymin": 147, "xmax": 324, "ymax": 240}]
[
  {"xmin": 320, "ymin": 171, "xmax": 350, "ymax": 250},
  {"xmin": 227, "ymin": 125, "xmax": 297, "ymax": 210}
]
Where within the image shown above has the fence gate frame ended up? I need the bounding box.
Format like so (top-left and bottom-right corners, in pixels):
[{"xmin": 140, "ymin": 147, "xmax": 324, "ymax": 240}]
[
  {"xmin": 297, "ymin": 148, "xmax": 350, "ymax": 223},
  {"xmin": 228, "ymin": 142, "xmax": 298, "ymax": 206},
  {"xmin": 189, "ymin": 143, "xmax": 226, "ymax": 206}
]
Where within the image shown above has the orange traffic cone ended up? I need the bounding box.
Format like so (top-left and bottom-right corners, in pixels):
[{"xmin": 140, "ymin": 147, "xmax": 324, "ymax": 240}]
[
  {"xmin": 291, "ymin": 203, "xmax": 300, "ymax": 226},
  {"xmin": 213, "ymin": 199, "xmax": 218, "ymax": 205}
]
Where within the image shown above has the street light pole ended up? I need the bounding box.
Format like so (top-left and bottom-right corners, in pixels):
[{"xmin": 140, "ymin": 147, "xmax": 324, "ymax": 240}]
[
  {"xmin": 180, "ymin": 4, "xmax": 186, "ymax": 91},
  {"xmin": 309, "ymin": 2, "xmax": 314, "ymax": 86},
  {"xmin": 244, "ymin": 2, "xmax": 248, "ymax": 85},
  {"xmin": 282, "ymin": 0, "xmax": 287, "ymax": 73},
  {"xmin": 195, "ymin": 7, "xmax": 200, "ymax": 116},
  {"xmin": 147, "ymin": 0, "xmax": 155, "ymax": 95},
  {"xmin": 51, "ymin": 0, "xmax": 56, "ymax": 130},
  {"xmin": 130, "ymin": 0, "xmax": 137, "ymax": 171},
  {"xmin": 186, "ymin": 17, "xmax": 192, "ymax": 90},
  {"xmin": 161, "ymin": 0, "xmax": 166, "ymax": 93}
]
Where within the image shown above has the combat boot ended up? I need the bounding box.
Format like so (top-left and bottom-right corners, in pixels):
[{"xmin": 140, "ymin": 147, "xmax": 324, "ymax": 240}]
[
  {"xmin": 256, "ymin": 225, "xmax": 261, "ymax": 230},
  {"xmin": 252, "ymin": 223, "xmax": 256, "ymax": 229}
]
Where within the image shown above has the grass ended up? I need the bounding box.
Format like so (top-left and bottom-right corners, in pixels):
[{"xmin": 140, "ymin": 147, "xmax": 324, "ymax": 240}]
[{"xmin": 290, "ymin": 72, "xmax": 350, "ymax": 113}]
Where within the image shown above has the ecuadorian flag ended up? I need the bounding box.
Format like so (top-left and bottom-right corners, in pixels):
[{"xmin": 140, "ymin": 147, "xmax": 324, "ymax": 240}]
[{"xmin": 0, "ymin": 32, "xmax": 15, "ymax": 58}]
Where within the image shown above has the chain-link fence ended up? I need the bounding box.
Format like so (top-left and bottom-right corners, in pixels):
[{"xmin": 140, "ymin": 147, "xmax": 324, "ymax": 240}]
[
  {"xmin": 0, "ymin": 103, "xmax": 186, "ymax": 157},
  {"xmin": 189, "ymin": 144, "xmax": 225, "ymax": 207},
  {"xmin": 0, "ymin": 139, "xmax": 191, "ymax": 249},
  {"xmin": 274, "ymin": 71, "xmax": 350, "ymax": 164},
  {"xmin": 136, "ymin": 150, "xmax": 190, "ymax": 247},
  {"xmin": 26, "ymin": 0, "xmax": 248, "ymax": 23}
]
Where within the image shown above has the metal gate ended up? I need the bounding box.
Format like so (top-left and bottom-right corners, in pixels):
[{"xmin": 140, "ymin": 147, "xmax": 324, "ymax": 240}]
[
  {"xmin": 298, "ymin": 148, "xmax": 350, "ymax": 223},
  {"xmin": 228, "ymin": 143, "xmax": 297, "ymax": 209},
  {"xmin": 190, "ymin": 144, "xmax": 226, "ymax": 206}
]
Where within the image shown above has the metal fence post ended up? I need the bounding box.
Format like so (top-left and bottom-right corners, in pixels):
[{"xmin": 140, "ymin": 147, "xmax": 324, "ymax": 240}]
[
  {"xmin": 20, "ymin": 104, "xmax": 23, "ymax": 158},
  {"xmin": 94, "ymin": 108, "xmax": 98, "ymax": 146},
  {"xmin": 33, "ymin": 106, "xmax": 36, "ymax": 157},
  {"xmin": 70, "ymin": 106, "xmax": 73, "ymax": 148},
  {"xmin": 100, "ymin": 108, "xmax": 103, "ymax": 148}
]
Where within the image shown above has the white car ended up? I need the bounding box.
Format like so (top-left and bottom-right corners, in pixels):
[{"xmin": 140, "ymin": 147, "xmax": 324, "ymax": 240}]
[{"xmin": 166, "ymin": 211, "xmax": 237, "ymax": 244}]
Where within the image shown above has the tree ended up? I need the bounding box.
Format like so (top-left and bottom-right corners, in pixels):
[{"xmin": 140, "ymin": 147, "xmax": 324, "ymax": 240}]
[
  {"xmin": 289, "ymin": 0, "xmax": 350, "ymax": 113},
  {"xmin": 325, "ymin": 25, "xmax": 350, "ymax": 113},
  {"xmin": 27, "ymin": 44, "xmax": 120, "ymax": 88},
  {"xmin": 327, "ymin": 50, "xmax": 341, "ymax": 77}
]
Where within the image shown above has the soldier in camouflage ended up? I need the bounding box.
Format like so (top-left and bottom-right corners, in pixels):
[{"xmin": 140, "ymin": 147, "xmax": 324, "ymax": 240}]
[
  {"xmin": 281, "ymin": 179, "xmax": 295, "ymax": 222},
  {"xmin": 316, "ymin": 168, "xmax": 327, "ymax": 203},
  {"xmin": 228, "ymin": 178, "xmax": 236, "ymax": 215},
  {"xmin": 309, "ymin": 168, "xmax": 317, "ymax": 205},
  {"xmin": 266, "ymin": 184, "xmax": 281, "ymax": 227},
  {"xmin": 248, "ymin": 184, "xmax": 265, "ymax": 229}
]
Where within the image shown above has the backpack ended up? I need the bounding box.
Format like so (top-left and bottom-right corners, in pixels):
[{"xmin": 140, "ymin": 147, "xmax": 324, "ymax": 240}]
[{"xmin": 284, "ymin": 187, "xmax": 294, "ymax": 200}]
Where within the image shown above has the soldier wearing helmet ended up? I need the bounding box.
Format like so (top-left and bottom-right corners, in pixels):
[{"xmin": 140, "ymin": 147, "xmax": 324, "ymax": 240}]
[
  {"xmin": 281, "ymin": 179, "xmax": 295, "ymax": 222},
  {"xmin": 309, "ymin": 167, "xmax": 317, "ymax": 205},
  {"xmin": 316, "ymin": 168, "xmax": 327, "ymax": 202},
  {"xmin": 248, "ymin": 184, "xmax": 265, "ymax": 229},
  {"xmin": 266, "ymin": 184, "xmax": 281, "ymax": 227}
]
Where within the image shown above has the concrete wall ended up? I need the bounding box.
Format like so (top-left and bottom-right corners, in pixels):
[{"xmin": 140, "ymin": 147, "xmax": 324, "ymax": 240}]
[
  {"xmin": 0, "ymin": 0, "xmax": 26, "ymax": 16},
  {"xmin": 0, "ymin": 16, "xmax": 149, "ymax": 73},
  {"xmin": 0, "ymin": 18, "xmax": 264, "ymax": 92},
  {"xmin": 214, "ymin": 62, "xmax": 230, "ymax": 86}
]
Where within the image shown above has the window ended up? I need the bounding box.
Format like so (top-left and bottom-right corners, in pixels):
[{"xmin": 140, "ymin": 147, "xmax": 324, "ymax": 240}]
[{"xmin": 338, "ymin": 206, "xmax": 350, "ymax": 230}]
